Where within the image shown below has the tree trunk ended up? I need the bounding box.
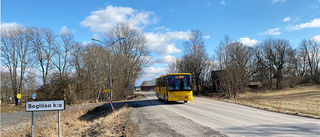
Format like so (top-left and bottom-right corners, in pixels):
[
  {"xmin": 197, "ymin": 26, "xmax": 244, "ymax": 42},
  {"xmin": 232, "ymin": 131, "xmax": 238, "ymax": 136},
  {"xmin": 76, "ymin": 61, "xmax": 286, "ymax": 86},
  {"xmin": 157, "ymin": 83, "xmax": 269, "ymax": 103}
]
[
  {"xmin": 15, "ymin": 97, "xmax": 18, "ymax": 106},
  {"xmin": 196, "ymin": 77, "xmax": 200, "ymax": 96}
]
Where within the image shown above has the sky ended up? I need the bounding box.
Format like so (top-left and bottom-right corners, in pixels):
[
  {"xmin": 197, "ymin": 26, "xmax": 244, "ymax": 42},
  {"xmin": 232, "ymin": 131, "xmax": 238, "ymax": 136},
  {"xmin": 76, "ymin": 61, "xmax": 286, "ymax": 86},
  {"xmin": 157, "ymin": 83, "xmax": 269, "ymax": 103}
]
[{"xmin": 2, "ymin": 0, "xmax": 320, "ymax": 86}]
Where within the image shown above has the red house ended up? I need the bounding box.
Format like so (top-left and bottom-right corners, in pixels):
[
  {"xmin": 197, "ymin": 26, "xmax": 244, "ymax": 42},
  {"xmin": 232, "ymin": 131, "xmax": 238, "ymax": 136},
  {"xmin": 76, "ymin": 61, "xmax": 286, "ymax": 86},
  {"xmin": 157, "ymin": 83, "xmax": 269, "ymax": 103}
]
[{"xmin": 140, "ymin": 81, "xmax": 155, "ymax": 91}]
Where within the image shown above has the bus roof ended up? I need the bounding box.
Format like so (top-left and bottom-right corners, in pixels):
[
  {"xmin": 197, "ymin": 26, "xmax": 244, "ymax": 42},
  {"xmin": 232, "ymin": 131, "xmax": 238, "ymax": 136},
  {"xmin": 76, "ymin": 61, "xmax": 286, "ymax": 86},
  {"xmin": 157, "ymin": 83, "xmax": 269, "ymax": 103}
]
[{"xmin": 157, "ymin": 73, "xmax": 191, "ymax": 79}]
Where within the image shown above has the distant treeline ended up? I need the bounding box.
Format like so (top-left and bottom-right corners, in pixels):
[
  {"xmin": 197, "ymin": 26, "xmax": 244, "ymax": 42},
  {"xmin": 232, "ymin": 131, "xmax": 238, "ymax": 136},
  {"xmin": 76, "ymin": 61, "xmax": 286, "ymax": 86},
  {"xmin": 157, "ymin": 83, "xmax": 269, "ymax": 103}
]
[
  {"xmin": 168, "ymin": 32, "xmax": 319, "ymax": 98},
  {"xmin": 1, "ymin": 23, "xmax": 150, "ymax": 105}
]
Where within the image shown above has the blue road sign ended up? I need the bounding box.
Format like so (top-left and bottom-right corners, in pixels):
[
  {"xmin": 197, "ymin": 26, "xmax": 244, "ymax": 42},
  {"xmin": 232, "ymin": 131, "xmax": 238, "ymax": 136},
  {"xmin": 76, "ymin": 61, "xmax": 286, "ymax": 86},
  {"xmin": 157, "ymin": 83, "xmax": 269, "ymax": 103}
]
[{"xmin": 32, "ymin": 94, "xmax": 36, "ymax": 99}]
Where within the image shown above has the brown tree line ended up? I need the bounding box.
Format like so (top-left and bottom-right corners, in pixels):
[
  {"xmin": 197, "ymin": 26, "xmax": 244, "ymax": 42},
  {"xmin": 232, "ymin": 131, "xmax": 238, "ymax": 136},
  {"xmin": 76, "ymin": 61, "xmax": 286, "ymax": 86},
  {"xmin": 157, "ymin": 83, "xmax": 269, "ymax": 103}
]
[
  {"xmin": 169, "ymin": 33, "xmax": 319, "ymax": 98},
  {"xmin": 1, "ymin": 23, "xmax": 149, "ymax": 105}
]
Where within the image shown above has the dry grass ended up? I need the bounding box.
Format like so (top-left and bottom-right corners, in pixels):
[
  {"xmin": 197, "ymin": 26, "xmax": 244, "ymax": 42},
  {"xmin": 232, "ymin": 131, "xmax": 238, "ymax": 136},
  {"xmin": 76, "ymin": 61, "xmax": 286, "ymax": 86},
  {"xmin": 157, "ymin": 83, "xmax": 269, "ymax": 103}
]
[
  {"xmin": 218, "ymin": 86, "xmax": 320, "ymax": 118},
  {"xmin": 1, "ymin": 103, "xmax": 25, "ymax": 113},
  {"xmin": 126, "ymin": 92, "xmax": 146, "ymax": 100},
  {"xmin": 1, "ymin": 103, "xmax": 139, "ymax": 137}
]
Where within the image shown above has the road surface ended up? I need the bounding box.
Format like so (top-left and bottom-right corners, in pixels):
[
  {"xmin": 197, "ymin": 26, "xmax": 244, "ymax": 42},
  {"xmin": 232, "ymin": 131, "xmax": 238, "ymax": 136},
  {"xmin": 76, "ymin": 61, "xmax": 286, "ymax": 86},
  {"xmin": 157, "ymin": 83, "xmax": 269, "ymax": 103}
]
[{"xmin": 131, "ymin": 91, "xmax": 319, "ymax": 137}]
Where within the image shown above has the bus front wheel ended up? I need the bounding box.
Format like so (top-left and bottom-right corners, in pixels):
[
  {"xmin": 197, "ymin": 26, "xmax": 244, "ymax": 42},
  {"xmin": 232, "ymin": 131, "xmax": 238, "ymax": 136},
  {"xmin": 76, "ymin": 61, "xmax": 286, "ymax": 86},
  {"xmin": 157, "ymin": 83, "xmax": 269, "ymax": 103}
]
[{"xmin": 184, "ymin": 101, "xmax": 188, "ymax": 103}]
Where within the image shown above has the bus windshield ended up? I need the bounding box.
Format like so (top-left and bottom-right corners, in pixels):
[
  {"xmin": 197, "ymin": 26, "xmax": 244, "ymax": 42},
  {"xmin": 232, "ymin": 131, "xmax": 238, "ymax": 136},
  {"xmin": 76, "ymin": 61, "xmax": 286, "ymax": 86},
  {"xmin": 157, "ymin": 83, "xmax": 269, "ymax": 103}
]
[{"xmin": 168, "ymin": 75, "xmax": 192, "ymax": 91}]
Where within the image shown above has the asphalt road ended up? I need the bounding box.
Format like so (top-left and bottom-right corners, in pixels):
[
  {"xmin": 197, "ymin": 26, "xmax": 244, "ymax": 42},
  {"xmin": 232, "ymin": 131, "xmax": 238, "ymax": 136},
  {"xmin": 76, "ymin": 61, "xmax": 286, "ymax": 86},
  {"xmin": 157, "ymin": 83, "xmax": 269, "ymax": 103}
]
[{"xmin": 132, "ymin": 91, "xmax": 320, "ymax": 137}]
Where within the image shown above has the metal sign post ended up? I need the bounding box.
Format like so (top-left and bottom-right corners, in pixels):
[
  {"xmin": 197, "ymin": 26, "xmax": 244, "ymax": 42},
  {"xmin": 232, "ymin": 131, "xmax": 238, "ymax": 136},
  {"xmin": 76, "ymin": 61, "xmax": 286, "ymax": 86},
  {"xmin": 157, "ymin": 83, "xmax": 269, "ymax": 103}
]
[
  {"xmin": 58, "ymin": 110, "xmax": 61, "ymax": 137},
  {"xmin": 32, "ymin": 111, "xmax": 34, "ymax": 136},
  {"xmin": 26, "ymin": 100, "xmax": 65, "ymax": 137}
]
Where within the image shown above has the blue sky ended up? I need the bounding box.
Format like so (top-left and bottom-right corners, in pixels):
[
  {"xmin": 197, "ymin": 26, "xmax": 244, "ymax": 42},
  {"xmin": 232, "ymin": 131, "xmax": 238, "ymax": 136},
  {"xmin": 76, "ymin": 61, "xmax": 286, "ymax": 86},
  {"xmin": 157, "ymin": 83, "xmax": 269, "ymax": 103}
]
[{"xmin": 2, "ymin": 0, "xmax": 320, "ymax": 86}]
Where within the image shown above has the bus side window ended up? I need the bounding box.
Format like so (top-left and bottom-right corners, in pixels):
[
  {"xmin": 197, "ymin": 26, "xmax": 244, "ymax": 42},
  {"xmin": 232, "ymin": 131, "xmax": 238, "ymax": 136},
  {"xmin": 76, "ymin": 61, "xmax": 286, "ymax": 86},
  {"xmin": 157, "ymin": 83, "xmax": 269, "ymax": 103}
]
[
  {"xmin": 156, "ymin": 79, "xmax": 159, "ymax": 87},
  {"xmin": 161, "ymin": 78, "xmax": 164, "ymax": 87},
  {"xmin": 165, "ymin": 77, "xmax": 168, "ymax": 87}
]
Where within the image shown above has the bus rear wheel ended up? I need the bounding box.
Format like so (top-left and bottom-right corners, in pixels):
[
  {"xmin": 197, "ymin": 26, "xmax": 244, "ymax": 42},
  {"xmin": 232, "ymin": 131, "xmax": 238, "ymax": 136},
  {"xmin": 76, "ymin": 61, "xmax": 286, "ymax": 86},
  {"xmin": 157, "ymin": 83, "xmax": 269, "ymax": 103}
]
[{"xmin": 184, "ymin": 101, "xmax": 188, "ymax": 103}]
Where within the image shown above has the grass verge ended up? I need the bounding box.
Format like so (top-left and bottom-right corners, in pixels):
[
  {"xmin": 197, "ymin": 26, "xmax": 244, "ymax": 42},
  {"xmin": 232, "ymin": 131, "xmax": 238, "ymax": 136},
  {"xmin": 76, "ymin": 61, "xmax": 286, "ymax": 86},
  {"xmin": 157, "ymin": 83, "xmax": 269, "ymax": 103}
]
[
  {"xmin": 1, "ymin": 103, "xmax": 25, "ymax": 113},
  {"xmin": 1, "ymin": 104, "xmax": 138, "ymax": 137},
  {"xmin": 207, "ymin": 85, "xmax": 320, "ymax": 119},
  {"xmin": 1, "ymin": 93, "xmax": 145, "ymax": 137}
]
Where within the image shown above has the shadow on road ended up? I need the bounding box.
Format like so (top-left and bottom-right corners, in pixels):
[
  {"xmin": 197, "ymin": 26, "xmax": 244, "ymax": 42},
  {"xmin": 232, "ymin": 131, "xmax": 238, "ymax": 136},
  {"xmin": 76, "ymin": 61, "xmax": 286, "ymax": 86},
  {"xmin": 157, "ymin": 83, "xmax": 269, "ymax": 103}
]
[{"xmin": 79, "ymin": 98, "xmax": 181, "ymax": 122}]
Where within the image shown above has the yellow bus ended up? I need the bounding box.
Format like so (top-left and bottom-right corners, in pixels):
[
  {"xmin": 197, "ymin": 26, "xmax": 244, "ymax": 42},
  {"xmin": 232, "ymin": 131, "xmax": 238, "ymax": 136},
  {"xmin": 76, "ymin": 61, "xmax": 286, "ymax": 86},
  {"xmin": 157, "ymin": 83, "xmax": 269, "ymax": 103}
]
[{"xmin": 156, "ymin": 73, "xmax": 193, "ymax": 103}]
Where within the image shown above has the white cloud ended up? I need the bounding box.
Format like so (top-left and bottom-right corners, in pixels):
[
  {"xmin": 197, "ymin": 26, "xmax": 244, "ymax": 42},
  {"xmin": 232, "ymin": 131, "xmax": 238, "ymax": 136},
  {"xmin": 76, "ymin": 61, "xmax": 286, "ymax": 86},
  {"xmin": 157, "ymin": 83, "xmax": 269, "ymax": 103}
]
[
  {"xmin": 154, "ymin": 26, "xmax": 170, "ymax": 31},
  {"xmin": 238, "ymin": 37, "xmax": 259, "ymax": 46},
  {"xmin": 59, "ymin": 26, "xmax": 76, "ymax": 34},
  {"xmin": 82, "ymin": 41, "xmax": 91, "ymax": 46},
  {"xmin": 145, "ymin": 31, "xmax": 190, "ymax": 55},
  {"xmin": 151, "ymin": 55, "xmax": 177, "ymax": 64},
  {"xmin": 0, "ymin": 22, "xmax": 22, "ymax": 32},
  {"xmin": 311, "ymin": 35, "xmax": 320, "ymax": 42},
  {"xmin": 79, "ymin": 5, "xmax": 158, "ymax": 32},
  {"xmin": 287, "ymin": 18, "xmax": 320, "ymax": 31},
  {"xmin": 293, "ymin": 16, "xmax": 300, "ymax": 21},
  {"xmin": 259, "ymin": 28, "xmax": 281, "ymax": 35},
  {"xmin": 92, "ymin": 33, "xmax": 99, "ymax": 39},
  {"xmin": 220, "ymin": 0, "xmax": 226, "ymax": 5},
  {"xmin": 136, "ymin": 66, "xmax": 167, "ymax": 85},
  {"xmin": 145, "ymin": 67, "xmax": 166, "ymax": 75},
  {"xmin": 203, "ymin": 35, "xmax": 211, "ymax": 39},
  {"xmin": 283, "ymin": 17, "xmax": 291, "ymax": 22},
  {"xmin": 310, "ymin": 5, "xmax": 318, "ymax": 8},
  {"xmin": 271, "ymin": 0, "xmax": 285, "ymax": 4},
  {"xmin": 157, "ymin": 44, "xmax": 181, "ymax": 55}
]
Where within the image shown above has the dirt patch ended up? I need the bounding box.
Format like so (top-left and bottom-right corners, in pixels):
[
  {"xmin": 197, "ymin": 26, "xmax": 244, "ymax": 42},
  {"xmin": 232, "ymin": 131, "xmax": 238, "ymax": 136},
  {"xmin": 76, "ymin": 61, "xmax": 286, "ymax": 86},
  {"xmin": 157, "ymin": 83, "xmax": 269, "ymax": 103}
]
[
  {"xmin": 126, "ymin": 92, "xmax": 146, "ymax": 100},
  {"xmin": 76, "ymin": 104, "xmax": 138, "ymax": 137}
]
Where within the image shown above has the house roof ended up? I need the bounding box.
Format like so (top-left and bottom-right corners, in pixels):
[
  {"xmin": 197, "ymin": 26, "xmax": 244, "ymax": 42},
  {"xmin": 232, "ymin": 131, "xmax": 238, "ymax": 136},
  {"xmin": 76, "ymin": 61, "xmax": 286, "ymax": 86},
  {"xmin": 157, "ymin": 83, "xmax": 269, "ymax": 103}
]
[{"xmin": 141, "ymin": 80, "xmax": 155, "ymax": 87}]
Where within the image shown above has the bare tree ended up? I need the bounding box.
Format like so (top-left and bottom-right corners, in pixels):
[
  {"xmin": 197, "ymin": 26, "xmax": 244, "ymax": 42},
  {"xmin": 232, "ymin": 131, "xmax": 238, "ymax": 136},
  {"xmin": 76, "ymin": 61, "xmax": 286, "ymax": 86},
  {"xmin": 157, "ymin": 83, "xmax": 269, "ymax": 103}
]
[
  {"xmin": 299, "ymin": 39, "xmax": 320, "ymax": 83},
  {"xmin": 29, "ymin": 27, "xmax": 56, "ymax": 86},
  {"xmin": 182, "ymin": 30, "xmax": 209, "ymax": 95},
  {"xmin": 168, "ymin": 58, "xmax": 183, "ymax": 73},
  {"xmin": 52, "ymin": 32, "xmax": 75, "ymax": 78},
  {"xmin": 101, "ymin": 23, "xmax": 150, "ymax": 100},
  {"xmin": 70, "ymin": 42, "xmax": 86, "ymax": 100},
  {"xmin": 24, "ymin": 71, "xmax": 38, "ymax": 90},
  {"xmin": 214, "ymin": 35, "xmax": 258, "ymax": 98},
  {"xmin": 82, "ymin": 44, "xmax": 109, "ymax": 102},
  {"xmin": 1, "ymin": 26, "xmax": 33, "ymax": 105},
  {"xmin": 168, "ymin": 30, "xmax": 210, "ymax": 95},
  {"xmin": 49, "ymin": 32, "xmax": 76, "ymax": 99},
  {"xmin": 259, "ymin": 38, "xmax": 295, "ymax": 89},
  {"xmin": 1, "ymin": 72, "xmax": 13, "ymax": 104}
]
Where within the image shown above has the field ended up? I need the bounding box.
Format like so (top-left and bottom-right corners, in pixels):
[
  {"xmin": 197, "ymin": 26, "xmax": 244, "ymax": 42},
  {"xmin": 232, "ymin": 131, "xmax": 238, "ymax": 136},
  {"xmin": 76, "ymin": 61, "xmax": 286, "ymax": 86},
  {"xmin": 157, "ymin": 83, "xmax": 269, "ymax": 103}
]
[{"xmin": 214, "ymin": 86, "xmax": 320, "ymax": 118}]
